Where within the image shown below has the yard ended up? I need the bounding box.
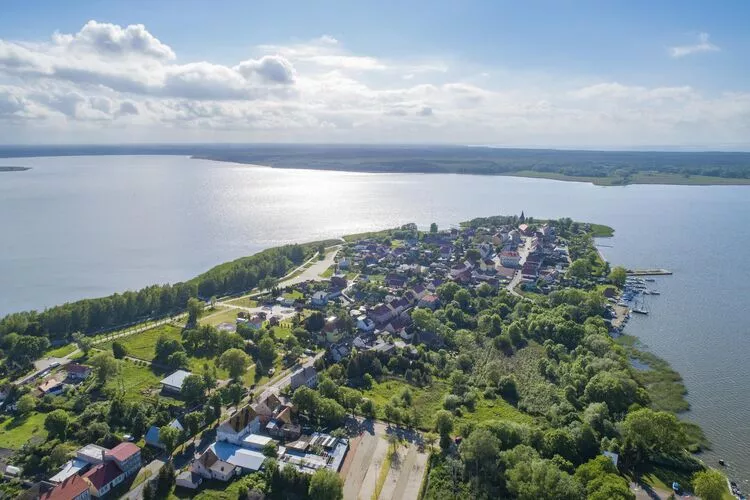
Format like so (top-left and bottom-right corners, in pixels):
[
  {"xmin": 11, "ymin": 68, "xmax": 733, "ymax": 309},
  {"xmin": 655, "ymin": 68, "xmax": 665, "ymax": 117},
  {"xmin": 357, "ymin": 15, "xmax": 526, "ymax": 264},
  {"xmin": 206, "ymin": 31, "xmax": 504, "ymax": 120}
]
[
  {"xmin": 100, "ymin": 324, "xmax": 183, "ymax": 361},
  {"xmin": 199, "ymin": 307, "xmax": 239, "ymax": 327},
  {"xmin": 0, "ymin": 412, "xmax": 48, "ymax": 449},
  {"xmin": 360, "ymin": 379, "xmax": 447, "ymax": 430},
  {"xmin": 223, "ymin": 297, "xmax": 258, "ymax": 309},
  {"xmin": 105, "ymin": 359, "xmax": 170, "ymax": 402}
]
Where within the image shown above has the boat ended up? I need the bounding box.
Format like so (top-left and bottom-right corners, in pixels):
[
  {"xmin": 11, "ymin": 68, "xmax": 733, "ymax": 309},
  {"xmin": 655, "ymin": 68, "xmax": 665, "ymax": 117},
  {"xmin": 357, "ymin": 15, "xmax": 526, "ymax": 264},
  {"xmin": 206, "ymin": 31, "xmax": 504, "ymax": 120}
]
[
  {"xmin": 632, "ymin": 308, "xmax": 648, "ymax": 315},
  {"xmin": 719, "ymin": 459, "xmax": 726, "ymax": 466},
  {"xmin": 649, "ymin": 290, "xmax": 660, "ymax": 295},
  {"xmin": 645, "ymin": 278, "xmax": 655, "ymax": 282},
  {"xmin": 632, "ymin": 296, "xmax": 649, "ymax": 315}
]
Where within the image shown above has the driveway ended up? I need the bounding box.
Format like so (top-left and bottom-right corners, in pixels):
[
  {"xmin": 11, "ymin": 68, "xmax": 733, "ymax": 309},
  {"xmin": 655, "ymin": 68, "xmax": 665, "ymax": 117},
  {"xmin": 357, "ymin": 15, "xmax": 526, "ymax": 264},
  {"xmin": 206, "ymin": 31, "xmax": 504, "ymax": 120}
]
[{"xmin": 121, "ymin": 459, "xmax": 165, "ymax": 500}]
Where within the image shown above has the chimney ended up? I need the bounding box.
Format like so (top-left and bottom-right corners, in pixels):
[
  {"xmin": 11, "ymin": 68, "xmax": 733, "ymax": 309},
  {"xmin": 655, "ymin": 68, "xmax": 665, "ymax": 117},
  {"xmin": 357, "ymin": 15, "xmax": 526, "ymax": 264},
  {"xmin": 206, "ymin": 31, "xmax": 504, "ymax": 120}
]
[{"xmin": 102, "ymin": 449, "xmax": 106, "ymax": 462}]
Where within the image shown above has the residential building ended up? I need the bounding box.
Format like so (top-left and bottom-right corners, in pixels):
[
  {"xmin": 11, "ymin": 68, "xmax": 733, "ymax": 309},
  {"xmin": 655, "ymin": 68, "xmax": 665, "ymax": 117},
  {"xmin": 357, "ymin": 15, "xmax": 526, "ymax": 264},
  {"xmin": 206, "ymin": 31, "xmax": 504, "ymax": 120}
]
[
  {"xmin": 64, "ymin": 364, "xmax": 92, "ymax": 382},
  {"xmin": 144, "ymin": 420, "xmax": 183, "ymax": 450},
  {"xmin": 311, "ymin": 291, "xmax": 328, "ymax": 307},
  {"xmin": 40, "ymin": 475, "xmax": 91, "ymax": 500},
  {"xmin": 192, "ymin": 447, "xmax": 237, "ymax": 482},
  {"xmin": 38, "ymin": 378, "xmax": 64, "ymax": 396},
  {"xmin": 290, "ymin": 366, "xmax": 318, "ymax": 391},
  {"xmin": 159, "ymin": 370, "xmax": 192, "ymax": 394},
  {"xmin": 417, "ymin": 294, "xmax": 440, "ymax": 310},
  {"xmin": 500, "ymin": 251, "xmax": 521, "ymax": 268},
  {"xmin": 217, "ymin": 406, "xmax": 261, "ymax": 445},
  {"xmin": 81, "ymin": 461, "xmax": 125, "ymax": 498}
]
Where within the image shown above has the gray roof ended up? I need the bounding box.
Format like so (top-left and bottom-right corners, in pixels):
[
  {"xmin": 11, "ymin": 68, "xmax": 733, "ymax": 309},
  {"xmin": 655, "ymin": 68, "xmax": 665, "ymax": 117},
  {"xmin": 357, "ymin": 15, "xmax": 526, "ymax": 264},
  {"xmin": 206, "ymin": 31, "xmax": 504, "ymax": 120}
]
[
  {"xmin": 211, "ymin": 442, "xmax": 266, "ymax": 471},
  {"xmin": 160, "ymin": 370, "xmax": 192, "ymax": 389}
]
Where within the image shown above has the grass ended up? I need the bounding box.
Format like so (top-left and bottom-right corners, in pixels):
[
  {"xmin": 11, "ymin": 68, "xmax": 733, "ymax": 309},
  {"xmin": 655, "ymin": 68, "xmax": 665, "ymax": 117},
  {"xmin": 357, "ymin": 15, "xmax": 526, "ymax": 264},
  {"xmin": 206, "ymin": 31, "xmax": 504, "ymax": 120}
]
[
  {"xmin": 130, "ymin": 468, "xmax": 153, "ymax": 490},
  {"xmin": 0, "ymin": 412, "xmax": 48, "ymax": 449},
  {"xmin": 589, "ymin": 223, "xmax": 615, "ymax": 238},
  {"xmin": 372, "ymin": 440, "xmax": 394, "ymax": 500},
  {"xmin": 361, "ymin": 379, "xmax": 447, "ymax": 430},
  {"xmin": 271, "ymin": 325, "xmax": 292, "ymax": 340},
  {"xmin": 282, "ymin": 290, "xmax": 304, "ymax": 300},
  {"xmin": 46, "ymin": 343, "xmax": 77, "ymax": 358},
  {"xmin": 105, "ymin": 359, "xmax": 168, "ymax": 401},
  {"xmin": 456, "ymin": 394, "xmax": 533, "ymax": 427},
  {"xmin": 199, "ymin": 307, "xmax": 239, "ymax": 327},
  {"xmin": 320, "ymin": 265, "xmax": 335, "ymax": 278},
  {"xmin": 175, "ymin": 478, "xmax": 249, "ymax": 500},
  {"xmin": 100, "ymin": 324, "xmax": 183, "ymax": 361},
  {"xmin": 223, "ymin": 297, "xmax": 258, "ymax": 308}
]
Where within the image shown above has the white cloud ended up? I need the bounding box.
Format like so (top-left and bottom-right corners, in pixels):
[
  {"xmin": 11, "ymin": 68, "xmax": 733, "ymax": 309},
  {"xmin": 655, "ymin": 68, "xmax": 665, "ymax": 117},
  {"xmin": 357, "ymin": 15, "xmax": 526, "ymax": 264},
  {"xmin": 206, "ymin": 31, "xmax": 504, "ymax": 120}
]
[
  {"xmin": 669, "ymin": 32, "xmax": 720, "ymax": 58},
  {"xmin": 0, "ymin": 21, "xmax": 748, "ymax": 148}
]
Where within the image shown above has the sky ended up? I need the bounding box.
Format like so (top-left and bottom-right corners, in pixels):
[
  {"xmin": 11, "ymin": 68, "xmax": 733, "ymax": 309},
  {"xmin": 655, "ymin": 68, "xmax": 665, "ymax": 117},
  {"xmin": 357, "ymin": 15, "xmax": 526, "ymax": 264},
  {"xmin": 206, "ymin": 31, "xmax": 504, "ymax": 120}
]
[{"xmin": 1, "ymin": 0, "xmax": 749, "ymax": 149}]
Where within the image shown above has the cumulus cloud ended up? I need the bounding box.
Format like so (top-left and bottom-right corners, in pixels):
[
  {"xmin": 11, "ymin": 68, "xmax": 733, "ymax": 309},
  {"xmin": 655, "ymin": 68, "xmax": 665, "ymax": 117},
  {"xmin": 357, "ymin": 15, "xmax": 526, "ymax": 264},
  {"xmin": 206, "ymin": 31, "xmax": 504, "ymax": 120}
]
[
  {"xmin": 0, "ymin": 21, "xmax": 748, "ymax": 148},
  {"xmin": 669, "ymin": 32, "xmax": 720, "ymax": 58},
  {"xmin": 53, "ymin": 20, "xmax": 176, "ymax": 60}
]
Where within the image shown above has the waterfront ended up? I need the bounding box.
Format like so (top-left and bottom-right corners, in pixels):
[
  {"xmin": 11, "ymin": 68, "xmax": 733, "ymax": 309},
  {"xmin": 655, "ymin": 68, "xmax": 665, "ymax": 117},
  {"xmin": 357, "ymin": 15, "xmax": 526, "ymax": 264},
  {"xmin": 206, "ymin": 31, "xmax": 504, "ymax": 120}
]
[{"xmin": 1, "ymin": 155, "xmax": 749, "ymax": 481}]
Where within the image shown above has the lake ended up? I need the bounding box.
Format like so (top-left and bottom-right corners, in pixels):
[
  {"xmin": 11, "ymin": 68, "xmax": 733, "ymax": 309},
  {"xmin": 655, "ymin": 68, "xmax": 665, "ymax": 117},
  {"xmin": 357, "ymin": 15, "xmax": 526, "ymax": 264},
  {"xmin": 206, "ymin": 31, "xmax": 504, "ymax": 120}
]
[{"xmin": 1, "ymin": 155, "xmax": 749, "ymax": 481}]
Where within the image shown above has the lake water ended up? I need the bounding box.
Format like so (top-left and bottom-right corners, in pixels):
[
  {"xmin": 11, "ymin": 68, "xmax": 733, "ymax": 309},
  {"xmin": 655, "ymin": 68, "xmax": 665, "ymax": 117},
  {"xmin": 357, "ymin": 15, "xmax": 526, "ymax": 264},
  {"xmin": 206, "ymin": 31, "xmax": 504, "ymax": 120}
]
[{"xmin": 1, "ymin": 155, "xmax": 749, "ymax": 481}]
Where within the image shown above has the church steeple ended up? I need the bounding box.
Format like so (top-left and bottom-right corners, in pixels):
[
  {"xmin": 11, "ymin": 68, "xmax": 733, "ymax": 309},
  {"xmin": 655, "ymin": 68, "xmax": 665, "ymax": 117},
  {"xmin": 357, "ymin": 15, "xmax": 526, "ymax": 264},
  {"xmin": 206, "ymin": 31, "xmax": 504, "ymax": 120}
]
[{"xmin": 519, "ymin": 211, "xmax": 525, "ymax": 223}]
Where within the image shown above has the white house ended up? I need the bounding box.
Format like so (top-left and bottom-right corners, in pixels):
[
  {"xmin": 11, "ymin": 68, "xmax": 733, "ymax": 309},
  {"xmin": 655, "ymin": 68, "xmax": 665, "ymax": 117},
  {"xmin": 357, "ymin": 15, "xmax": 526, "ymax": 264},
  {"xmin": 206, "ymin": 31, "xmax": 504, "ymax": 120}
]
[
  {"xmin": 357, "ymin": 315, "xmax": 375, "ymax": 332},
  {"xmin": 217, "ymin": 406, "xmax": 262, "ymax": 445}
]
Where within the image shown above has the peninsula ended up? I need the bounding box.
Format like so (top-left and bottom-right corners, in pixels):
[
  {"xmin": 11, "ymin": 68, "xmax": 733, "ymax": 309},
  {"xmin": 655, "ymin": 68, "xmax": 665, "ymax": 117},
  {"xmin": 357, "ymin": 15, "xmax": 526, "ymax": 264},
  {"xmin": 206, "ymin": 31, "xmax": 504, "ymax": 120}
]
[
  {"xmin": 0, "ymin": 166, "xmax": 30, "ymax": 172},
  {"xmin": 0, "ymin": 215, "xmax": 734, "ymax": 500}
]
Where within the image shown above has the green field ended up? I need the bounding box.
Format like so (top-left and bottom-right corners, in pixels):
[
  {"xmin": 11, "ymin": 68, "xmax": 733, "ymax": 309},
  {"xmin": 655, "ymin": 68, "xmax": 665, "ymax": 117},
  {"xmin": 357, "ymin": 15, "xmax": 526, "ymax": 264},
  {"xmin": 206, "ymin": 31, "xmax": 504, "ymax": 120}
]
[
  {"xmin": 456, "ymin": 394, "xmax": 533, "ymax": 427},
  {"xmin": 361, "ymin": 379, "xmax": 448, "ymax": 430},
  {"xmin": 100, "ymin": 324, "xmax": 183, "ymax": 360},
  {"xmin": 199, "ymin": 307, "xmax": 239, "ymax": 327},
  {"xmin": 0, "ymin": 412, "xmax": 48, "ymax": 449},
  {"xmin": 223, "ymin": 297, "xmax": 258, "ymax": 308},
  {"xmin": 46, "ymin": 343, "xmax": 77, "ymax": 358},
  {"xmin": 105, "ymin": 359, "xmax": 168, "ymax": 401}
]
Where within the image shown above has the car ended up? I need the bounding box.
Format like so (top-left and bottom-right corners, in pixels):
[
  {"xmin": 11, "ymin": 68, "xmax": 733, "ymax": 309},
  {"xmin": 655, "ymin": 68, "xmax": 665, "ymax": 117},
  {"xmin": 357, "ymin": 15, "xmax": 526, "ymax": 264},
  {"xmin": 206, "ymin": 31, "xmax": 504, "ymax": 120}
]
[
  {"xmin": 123, "ymin": 434, "xmax": 135, "ymax": 442},
  {"xmin": 49, "ymin": 361, "xmax": 61, "ymax": 368}
]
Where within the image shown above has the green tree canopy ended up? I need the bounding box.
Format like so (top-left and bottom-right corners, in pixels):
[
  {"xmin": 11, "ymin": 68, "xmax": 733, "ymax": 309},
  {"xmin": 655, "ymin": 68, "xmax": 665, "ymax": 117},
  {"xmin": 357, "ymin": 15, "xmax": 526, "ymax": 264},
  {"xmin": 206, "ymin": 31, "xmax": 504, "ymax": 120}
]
[
  {"xmin": 218, "ymin": 348, "xmax": 250, "ymax": 379},
  {"xmin": 308, "ymin": 468, "xmax": 343, "ymax": 500},
  {"xmin": 692, "ymin": 469, "xmax": 728, "ymax": 500}
]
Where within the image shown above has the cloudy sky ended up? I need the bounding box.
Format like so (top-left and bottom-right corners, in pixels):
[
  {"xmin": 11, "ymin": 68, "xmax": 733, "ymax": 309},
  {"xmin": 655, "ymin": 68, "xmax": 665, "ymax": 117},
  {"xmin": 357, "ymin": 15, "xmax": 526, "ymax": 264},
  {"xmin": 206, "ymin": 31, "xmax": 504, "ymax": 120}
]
[{"xmin": 1, "ymin": 0, "xmax": 748, "ymax": 148}]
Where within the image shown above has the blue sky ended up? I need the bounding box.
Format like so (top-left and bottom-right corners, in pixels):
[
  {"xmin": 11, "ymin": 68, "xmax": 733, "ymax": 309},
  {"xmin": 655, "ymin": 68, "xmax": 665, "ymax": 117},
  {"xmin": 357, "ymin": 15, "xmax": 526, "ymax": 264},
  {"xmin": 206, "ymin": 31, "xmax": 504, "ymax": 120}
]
[{"xmin": 0, "ymin": 0, "xmax": 748, "ymax": 148}]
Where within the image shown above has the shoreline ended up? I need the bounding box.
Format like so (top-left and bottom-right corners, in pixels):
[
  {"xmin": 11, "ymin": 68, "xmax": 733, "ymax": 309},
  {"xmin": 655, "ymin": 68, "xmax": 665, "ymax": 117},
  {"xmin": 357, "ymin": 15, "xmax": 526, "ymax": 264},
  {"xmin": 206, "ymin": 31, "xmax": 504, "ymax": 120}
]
[{"xmin": 192, "ymin": 156, "xmax": 750, "ymax": 187}]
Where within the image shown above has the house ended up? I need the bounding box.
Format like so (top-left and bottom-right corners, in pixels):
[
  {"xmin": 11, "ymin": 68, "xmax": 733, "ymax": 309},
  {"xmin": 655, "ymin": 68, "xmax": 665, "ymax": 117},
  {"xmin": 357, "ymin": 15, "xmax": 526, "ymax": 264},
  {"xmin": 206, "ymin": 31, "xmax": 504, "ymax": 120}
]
[
  {"xmin": 82, "ymin": 461, "xmax": 126, "ymax": 498},
  {"xmin": 159, "ymin": 370, "xmax": 192, "ymax": 394},
  {"xmin": 104, "ymin": 443, "xmax": 141, "ymax": 477},
  {"xmin": 64, "ymin": 364, "xmax": 92, "ymax": 382},
  {"xmin": 518, "ymin": 223, "xmax": 531, "ymax": 236},
  {"xmin": 217, "ymin": 406, "xmax": 261, "ymax": 445},
  {"xmin": 500, "ymin": 251, "xmax": 521, "ymax": 268},
  {"xmin": 211, "ymin": 442, "xmax": 266, "ymax": 474},
  {"xmin": 369, "ymin": 303, "xmax": 394, "ymax": 325},
  {"xmin": 409, "ymin": 284, "xmax": 427, "ymax": 301},
  {"xmin": 145, "ymin": 420, "xmax": 184, "ymax": 450},
  {"xmin": 276, "ymin": 296, "xmax": 295, "ymax": 307},
  {"xmin": 311, "ymin": 291, "xmax": 328, "ymax": 307},
  {"xmin": 290, "ymin": 366, "xmax": 318, "ymax": 391},
  {"xmin": 251, "ymin": 390, "xmax": 282, "ymax": 419},
  {"xmin": 480, "ymin": 259, "xmax": 496, "ymax": 272},
  {"xmin": 38, "ymin": 378, "xmax": 64, "ymax": 396},
  {"xmin": 192, "ymin": 447, "xmax": 237, "ymax": 482},
  {"xmin": 175, "ymin": 470, "xmax": 203, "ymax": 490},
  {"xmin": 356, "ymin": 315, "xmax": 375, "ymax": 332},
  {"xmin": 40, "ymin": 474, "xmax": 91, "ymax": 500},
  {"xmin": 387, "ymin": 297, "xmax": 409, "ymax": 316},
  {"xmin": 417, "ymin": 294, "xmax": 440, "ymax": 310},
  {"xmin": 384, "ymin": 274, "xmax": 407, "ymax": 288},
  {"xmin": 508, "ymin": 229, "xmax": 521, "ymax": 244}
]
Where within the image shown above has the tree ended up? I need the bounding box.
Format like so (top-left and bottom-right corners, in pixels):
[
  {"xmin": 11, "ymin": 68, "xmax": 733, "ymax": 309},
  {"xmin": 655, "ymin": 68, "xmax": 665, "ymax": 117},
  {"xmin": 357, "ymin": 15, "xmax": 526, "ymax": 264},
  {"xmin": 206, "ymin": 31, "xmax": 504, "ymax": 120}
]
[
  {"xmin": 608, "ymin": 266, "xmax": 628, "ymax": 287},
  {"xmin": 262, "ymin": 441, "xmax": 278, "ymax": 458},
  {"xmin": 90, "ymin": 352, "xmax": 120, "ymax": 384},
  {"xmin": 167, "ymin": 351, "xmax": 189, "ymax": 369},
  {"xmin": 575, "ymin": 456, "xmax": 634, "ymax": 500},
  {"xmin": 16, "ymin": 394, "xmax": 36, "ymax": 416},
  {"xmin": 156, "ymin": 460, "xmax": 176, "ymax": 497},
  {"xmin": 207, "ymin": 392, "xmax": 223, "ymax": 422},
  {"xmin": 692, "ymin": 469, "xmax": 728, "ymax": 500},
  {"xmin": 430, "ymin": 222, "xmax": 438, "ymax": 233},
  {"xmin": 183, "ymin": 411, "xmax": 203, "ymax": 437},
  {"xmin": 568, "ymin": 259, "xmax": 591, "ymax": 280},
  {"xmin": 584, "ymin": 371, "xmax": 638, "ymax": 414},
  {"xmin": 360, "ymin": 398, "xmax": 377, "ymax": 418},
  {"xmin": 45, "ymin": 409, "xmax": 70, "ymax": 439},
  {"xmin": 308, "ymin": 468, "xmax": 343, "ymax": 500},
  {"xmin": 142, "ymin": 480, "xmax": 155, "ymax": 500},
  {"xmin": 434, "ymin": 410, "xmax": 454, "ymax": 437},
  {"xmin": 180, "ymin": 374, "xmax": 206, "ymax": 404},
  {"xmin": 257, "ymin": 337, "xmax": 277, "ymax": 369},
  {"xmin": 73, "ymin": 332, "xmax": 93, "ymax": 355},
  {"xmin": 506, "ymin": 458, "xmax": 583, "ymax": 500},
  {"xmin": 460, "ymin": 427, "xmax": 500, "ymax": 480},
  {"xmin": 620, "ymin": 408, "xmax": 686, "ymax": 464},
  {"xmin": 186, "ymin": 297, "xmax": 204, "ymax": 325},
  {"xmin": 218, "ymin": 348, "xmax": 250, "ymax": 379},
  {"xmin": 159, "ymin": 424, "xmax": 180, "ymax": 455},
  {"xmin": 111, "ymin": 341, "xmax": 127, "ymax": 359}
]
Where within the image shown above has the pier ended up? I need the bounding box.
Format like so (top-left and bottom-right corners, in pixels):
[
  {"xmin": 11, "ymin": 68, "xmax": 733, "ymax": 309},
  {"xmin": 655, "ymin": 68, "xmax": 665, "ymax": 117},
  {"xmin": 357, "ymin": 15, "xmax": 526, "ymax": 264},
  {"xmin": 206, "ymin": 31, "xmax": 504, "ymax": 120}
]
[{"xmin": 626, "ymin": 268, "xmax": 672, "ymax": 276}]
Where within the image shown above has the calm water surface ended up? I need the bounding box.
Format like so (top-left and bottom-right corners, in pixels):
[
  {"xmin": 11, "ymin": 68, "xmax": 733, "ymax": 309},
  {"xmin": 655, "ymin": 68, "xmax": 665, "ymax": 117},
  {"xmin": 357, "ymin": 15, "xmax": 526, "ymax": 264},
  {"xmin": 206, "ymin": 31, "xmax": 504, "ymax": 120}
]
[{"xmin": 1, "ymin": 156, "xmax": 748, "ymax": 481}]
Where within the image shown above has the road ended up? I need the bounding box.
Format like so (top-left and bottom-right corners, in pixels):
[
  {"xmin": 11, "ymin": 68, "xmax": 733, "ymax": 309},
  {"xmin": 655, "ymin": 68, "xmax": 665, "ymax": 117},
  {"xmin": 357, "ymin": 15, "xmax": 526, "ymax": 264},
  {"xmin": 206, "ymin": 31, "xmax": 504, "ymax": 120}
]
[
  {"xmin": 121, "ymin": 459, "xmax": 165, "ymax": 500},
  {"xmin": 506, "ymin": 237, "xmax": 532, "ymax": 298}
]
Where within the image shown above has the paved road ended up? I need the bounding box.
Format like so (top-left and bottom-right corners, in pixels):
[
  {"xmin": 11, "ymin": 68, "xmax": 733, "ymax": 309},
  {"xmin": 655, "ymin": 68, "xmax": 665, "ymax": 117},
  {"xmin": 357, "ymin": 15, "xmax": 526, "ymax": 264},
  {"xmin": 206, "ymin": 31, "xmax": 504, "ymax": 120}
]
[
  {"xmin": 121, "ymin": 459, "xmax": 165, "ymax": 500},
  {"xmin": 506, "ymin": 237, "xmax": 532, "ymax": 298}
]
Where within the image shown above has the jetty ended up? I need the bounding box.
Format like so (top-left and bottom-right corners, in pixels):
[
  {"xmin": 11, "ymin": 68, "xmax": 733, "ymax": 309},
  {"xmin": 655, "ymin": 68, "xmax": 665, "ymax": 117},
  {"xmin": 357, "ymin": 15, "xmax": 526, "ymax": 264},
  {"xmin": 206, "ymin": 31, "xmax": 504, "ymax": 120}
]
[{"xmin": 626, "ymin": 268, "xmax": 672, "ymax": 276}]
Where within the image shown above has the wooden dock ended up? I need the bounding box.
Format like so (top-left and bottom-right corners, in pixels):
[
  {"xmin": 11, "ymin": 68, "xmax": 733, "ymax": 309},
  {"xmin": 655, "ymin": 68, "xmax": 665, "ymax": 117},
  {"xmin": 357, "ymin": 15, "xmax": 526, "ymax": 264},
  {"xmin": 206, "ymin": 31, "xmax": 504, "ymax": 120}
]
[{"xmin": 626, "ymin": 269, "xmax": 672, "ymax": 276}]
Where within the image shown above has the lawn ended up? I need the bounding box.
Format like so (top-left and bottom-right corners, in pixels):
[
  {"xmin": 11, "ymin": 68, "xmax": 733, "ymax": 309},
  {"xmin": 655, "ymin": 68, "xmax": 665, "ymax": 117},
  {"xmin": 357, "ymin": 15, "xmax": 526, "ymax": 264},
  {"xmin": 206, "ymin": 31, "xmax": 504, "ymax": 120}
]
[
  {"xmin": 0, "ymin": 412, "xmax": 48, "ymax": 449},
  {"xmin": 271, "ymin": 326, "xmax": 292, "ymax": 340},
  {"xmin": 100, "ymin": 324, "xmax": 183, "ymax": 361},
  {"xmin": 223, "ymin": 297, "xmax": 258, "ymax": 309},
  {"xmin": 199, "ymin": 307, "xmax": 239, "ymax": 327},
  {"xmin": 46, "ymin": 343, "xmax": 77, "ymax": 358},
  {"xmin": 320, "ymin": 265, "xmax": 335, "ymax": 278},
  {"xmin": 282, "ymin": 290, "xmax": 304, "ymax": 300}
]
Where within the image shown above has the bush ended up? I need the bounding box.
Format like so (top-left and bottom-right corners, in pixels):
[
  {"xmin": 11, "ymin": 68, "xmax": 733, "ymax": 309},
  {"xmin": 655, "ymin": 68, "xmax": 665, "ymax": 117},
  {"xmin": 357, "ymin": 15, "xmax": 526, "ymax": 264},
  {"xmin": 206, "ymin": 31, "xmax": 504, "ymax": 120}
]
[{"xmin": 443, "ymin": 394, "xmax": 462, "ymax": 411}]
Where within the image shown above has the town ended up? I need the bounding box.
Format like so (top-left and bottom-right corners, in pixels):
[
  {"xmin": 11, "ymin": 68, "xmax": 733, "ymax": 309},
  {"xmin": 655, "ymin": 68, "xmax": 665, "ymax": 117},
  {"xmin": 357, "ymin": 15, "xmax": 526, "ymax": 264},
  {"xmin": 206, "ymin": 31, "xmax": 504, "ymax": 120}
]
[{"xmin": 0, "ymin": 214, "xmax": 728, "ymax": 500}]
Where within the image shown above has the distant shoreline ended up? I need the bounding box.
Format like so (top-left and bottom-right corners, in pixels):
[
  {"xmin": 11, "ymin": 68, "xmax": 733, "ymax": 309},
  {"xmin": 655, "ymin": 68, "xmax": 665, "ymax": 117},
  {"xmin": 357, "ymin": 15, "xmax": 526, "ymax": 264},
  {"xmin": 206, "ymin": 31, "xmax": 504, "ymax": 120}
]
[
  {"xmin": 194, "ymin": 156, "xmax": 750, "ymax": 187},
  {"xmin": 0, "ymin": 166, "xmax": 30, "ymax": 172}
]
